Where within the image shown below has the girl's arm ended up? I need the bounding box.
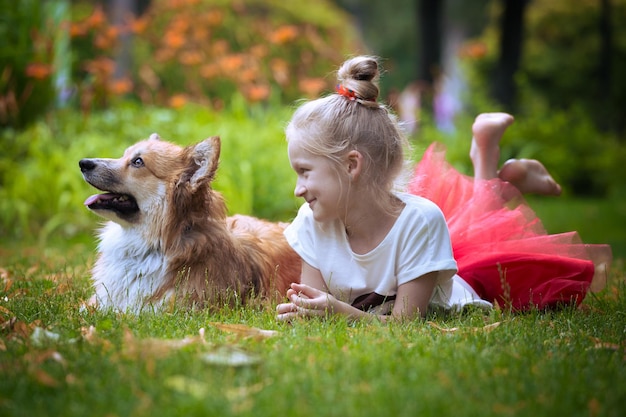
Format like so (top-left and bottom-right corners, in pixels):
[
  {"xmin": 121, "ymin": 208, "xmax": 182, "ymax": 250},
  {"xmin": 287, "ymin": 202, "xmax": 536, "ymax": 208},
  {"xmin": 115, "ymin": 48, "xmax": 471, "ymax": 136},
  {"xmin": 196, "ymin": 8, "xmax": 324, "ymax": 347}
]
[
  {"xmin": 389, "ymin": 271, "xmax": 438, "ymax": 320},
  {"xmin": 276, "ymin": 262, "xmax": 439, "ymax": 322}
]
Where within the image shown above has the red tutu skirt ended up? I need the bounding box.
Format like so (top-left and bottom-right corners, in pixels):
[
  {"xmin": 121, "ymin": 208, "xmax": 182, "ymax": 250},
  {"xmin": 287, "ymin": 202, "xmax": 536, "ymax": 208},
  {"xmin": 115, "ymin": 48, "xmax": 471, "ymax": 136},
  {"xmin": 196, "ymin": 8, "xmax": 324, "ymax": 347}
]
[{"xmin": 408, "ymin": 143, "xmax": 612, "ymax": 311}]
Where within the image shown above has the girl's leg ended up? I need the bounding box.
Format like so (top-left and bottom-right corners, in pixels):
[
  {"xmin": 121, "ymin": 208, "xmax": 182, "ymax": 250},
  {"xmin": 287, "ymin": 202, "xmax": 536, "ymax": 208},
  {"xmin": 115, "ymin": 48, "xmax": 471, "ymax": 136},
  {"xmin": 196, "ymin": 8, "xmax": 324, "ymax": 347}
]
[
  {"xmin": 498, "ymin": 159, "xmax": 562, "ymax": 196},
  {"xmin": 470, "ymin": 113, "xmax": 514, "ymax": 181},
  {"xmin": 470, "ymin": 112, "xmax": 562, "ymax": 196}
]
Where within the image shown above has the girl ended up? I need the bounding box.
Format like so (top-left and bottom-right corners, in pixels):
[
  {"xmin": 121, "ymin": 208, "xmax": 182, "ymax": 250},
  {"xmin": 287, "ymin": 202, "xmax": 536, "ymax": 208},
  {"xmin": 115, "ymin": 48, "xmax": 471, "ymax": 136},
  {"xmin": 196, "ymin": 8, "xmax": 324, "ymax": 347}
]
[{"xmin": 276, "ymin": 56, "xmax": 611, "ymax": 322}]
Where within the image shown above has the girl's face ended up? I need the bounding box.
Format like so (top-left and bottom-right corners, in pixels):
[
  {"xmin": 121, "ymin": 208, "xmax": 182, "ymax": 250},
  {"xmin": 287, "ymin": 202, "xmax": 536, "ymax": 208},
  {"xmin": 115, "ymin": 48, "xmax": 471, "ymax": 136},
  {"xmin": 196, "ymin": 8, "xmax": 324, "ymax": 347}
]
[{"xmin": 288, "ymin": 136, "xmax": 349, "ymax": 223}]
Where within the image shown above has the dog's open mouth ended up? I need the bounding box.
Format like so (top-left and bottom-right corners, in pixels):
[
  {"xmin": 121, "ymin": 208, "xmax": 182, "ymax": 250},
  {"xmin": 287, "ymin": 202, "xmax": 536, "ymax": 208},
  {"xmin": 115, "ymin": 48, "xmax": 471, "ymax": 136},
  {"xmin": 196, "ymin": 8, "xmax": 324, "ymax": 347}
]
[{"xmin": 84, "ymin": 193, "xmax": 139, "ymax": 215}]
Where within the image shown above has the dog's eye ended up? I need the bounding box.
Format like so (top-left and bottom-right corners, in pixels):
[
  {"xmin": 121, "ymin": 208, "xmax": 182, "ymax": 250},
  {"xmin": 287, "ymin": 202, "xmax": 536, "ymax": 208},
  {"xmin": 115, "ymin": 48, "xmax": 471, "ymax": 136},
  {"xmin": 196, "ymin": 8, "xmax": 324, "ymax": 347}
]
[{"xmin": 131, "ymin": 157, "xmax": 144, "ymax": 167}]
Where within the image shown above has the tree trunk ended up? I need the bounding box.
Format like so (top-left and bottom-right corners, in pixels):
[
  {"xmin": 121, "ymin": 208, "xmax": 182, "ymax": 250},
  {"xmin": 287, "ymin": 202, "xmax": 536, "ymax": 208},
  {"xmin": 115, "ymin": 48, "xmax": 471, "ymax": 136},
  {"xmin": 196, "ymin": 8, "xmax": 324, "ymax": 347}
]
[
  {"xmin": 598, "ymin": 0, "xmax": 613, "ymax": 130},
  {"xmin": 492, "ymin": 0, "xmax": 528, "ymax": 109},
  {"xmin": 110, "ymin": 0, "xmax": 135, "ymax": 82},
  {"xmin": 417, "ymin": 0, "xmax": 443, "ymax": 86}
]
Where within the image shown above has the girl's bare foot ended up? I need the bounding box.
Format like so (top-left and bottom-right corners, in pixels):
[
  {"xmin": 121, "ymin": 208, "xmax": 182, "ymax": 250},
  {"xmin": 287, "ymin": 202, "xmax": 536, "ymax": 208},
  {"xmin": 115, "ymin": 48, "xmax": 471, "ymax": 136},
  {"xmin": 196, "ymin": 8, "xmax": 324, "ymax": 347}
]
[
  {"xmin": 498, "ymin": 158, "xmax": 562, "ymax": 196},
  {"xmin": 470, "ymin": 113, "xmax": 515, "ymax": 180}
]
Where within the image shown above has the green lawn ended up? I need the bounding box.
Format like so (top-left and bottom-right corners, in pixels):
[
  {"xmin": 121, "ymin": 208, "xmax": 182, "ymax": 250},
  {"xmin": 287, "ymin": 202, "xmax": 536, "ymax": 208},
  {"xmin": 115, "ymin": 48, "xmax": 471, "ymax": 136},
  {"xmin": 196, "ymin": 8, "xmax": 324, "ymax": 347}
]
[{"xmin": 0, "ymin": 235, "xmax": 625, "ymax": 417}]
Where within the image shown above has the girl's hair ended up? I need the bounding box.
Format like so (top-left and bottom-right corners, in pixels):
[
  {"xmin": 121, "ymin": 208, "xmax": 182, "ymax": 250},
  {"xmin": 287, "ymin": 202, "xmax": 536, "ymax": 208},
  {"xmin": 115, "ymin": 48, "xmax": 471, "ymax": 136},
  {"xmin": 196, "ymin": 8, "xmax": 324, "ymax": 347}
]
[{"xmin": 285, "ymin": 55, "xmax": 410, "ymax": 206}]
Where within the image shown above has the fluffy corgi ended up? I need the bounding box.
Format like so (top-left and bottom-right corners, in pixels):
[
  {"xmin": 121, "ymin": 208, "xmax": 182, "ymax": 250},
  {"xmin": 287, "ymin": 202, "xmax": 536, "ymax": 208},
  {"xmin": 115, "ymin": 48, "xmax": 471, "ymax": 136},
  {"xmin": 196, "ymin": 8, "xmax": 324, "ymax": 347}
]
[{"xmin": 79, "ymin": 133, "xmax": 301, "ymax": 312}]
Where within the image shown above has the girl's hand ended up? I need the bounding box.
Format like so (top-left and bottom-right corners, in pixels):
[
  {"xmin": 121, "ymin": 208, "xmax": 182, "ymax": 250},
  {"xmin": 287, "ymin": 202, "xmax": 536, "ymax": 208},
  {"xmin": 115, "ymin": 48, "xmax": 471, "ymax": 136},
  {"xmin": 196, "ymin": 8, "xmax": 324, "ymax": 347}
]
[{"xmin": 276, "ymin": 283, "xmax": 339, "ymax": 321}]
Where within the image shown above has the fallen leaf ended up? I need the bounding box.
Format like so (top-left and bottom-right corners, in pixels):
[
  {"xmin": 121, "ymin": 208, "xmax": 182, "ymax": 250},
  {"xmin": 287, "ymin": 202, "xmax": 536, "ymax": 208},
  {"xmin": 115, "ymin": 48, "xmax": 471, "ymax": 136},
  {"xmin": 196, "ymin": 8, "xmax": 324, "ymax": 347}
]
[
  {"xmin": 210, "ymin": 322, "xmax": 279, "ymax": 339},
  {"xmin": 122, "ymin": 328, "xmax": 206, "ymax": 360},
  {"xmin": 7, "ymin": 319, "xmax": 39, "ymax": 340},
  {"xmin": 1, "ymin": 276, "xmax": 12, "ymax": 293},
  {"xmin": 427, "ymin": 321, "xmax": 459, "ymax": 333},
  {"xmin": 1, "ymin": 316, "xmax": 17, "ymax": 332},
  {"xmin": 428, "ymin": 321, "xmax": 502, "ymax": 333},
  {"xmin": 481, "ymin": 322, "xmax": 502, "ymax": 332}
]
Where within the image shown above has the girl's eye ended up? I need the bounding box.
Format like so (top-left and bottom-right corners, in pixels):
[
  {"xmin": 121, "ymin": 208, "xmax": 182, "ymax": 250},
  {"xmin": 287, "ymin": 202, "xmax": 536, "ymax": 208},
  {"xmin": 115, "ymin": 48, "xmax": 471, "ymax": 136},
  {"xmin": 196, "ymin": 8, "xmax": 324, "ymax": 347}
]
[{"xmin": 131, "ymin": 157, "xmax": 144, "ymax": 167}]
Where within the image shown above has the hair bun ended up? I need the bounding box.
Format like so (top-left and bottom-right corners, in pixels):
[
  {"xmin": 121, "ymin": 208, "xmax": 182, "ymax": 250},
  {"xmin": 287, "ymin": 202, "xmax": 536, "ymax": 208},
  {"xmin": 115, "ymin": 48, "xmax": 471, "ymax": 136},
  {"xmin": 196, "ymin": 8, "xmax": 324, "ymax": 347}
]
[{"xmin": 336, "ymin": 56, "xmax": 380, "ymax": 104}]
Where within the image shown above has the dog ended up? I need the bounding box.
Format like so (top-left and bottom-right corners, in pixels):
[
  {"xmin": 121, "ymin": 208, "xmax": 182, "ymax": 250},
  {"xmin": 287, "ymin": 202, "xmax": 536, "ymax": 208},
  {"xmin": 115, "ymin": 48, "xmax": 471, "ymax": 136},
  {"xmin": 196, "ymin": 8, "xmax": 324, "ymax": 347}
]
[{"xmin": 79, "ymin": 133, "xmax": 301, "ymax": 312}]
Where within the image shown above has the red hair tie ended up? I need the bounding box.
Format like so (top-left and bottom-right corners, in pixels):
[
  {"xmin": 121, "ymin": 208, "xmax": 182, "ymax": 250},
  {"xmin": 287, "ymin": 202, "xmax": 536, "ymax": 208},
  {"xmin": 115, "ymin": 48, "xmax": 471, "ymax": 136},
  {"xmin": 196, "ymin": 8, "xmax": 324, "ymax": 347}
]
[{"xmin": 336, "ymin": 84, "xmax": 376, "ymax": 102}]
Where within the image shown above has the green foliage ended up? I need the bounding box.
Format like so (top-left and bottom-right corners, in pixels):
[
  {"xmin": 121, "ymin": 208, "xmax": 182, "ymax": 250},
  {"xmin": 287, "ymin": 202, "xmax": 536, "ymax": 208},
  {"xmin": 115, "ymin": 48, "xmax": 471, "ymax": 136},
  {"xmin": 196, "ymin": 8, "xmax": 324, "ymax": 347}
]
[
  {"xmin": 501, "ymin": 106, "xmax": 626, "ymax": 197},
  {"xmin": 465, "ymin": 0, "xmax": 626, "ymax": 131},
  {"xmin": 521, "ymin": 0, "xmax": 626, "ymax": 131},
  {"xmin": 0, "ymin": 0, "xmax": 57, "ymax": 128},
  {"xmin": 0, "ymin": 246, "xmax": 625, "ymax": 417},
  {"xmin": 0, "ymin": 100, "xmax": 300, "ymax": 243},
  {"xmin": 452, "ymin": 54, "xmax": 626, "ymax": 198}
]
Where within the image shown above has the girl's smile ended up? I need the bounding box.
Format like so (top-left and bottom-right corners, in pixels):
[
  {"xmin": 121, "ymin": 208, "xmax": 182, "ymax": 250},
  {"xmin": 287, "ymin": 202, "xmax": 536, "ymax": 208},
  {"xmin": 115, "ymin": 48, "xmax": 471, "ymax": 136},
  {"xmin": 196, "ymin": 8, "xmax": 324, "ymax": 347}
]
[{"xmin": 288, "ymin": 137, "xmax": 349, "ymax": 223}]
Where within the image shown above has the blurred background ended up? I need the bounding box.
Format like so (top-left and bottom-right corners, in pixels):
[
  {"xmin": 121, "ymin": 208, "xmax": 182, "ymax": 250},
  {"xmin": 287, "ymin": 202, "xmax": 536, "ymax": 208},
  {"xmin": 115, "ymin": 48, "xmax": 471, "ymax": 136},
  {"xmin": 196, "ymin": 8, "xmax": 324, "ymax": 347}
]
[{"xmin": 1, "ymin": 0, "xmax": 625, "ymax": 259}]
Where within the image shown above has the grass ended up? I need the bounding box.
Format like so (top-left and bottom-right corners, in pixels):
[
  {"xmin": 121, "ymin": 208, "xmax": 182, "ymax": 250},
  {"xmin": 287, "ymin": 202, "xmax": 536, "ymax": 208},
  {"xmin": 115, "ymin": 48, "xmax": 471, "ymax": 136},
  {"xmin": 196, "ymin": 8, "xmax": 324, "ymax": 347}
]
[
  {"xmin": 1, "ymin": 241, "xmax": 625, "ymax": 417},
  {"xmin": 526, "ymin": 196, "xmax": 626, "ymax": 260}
]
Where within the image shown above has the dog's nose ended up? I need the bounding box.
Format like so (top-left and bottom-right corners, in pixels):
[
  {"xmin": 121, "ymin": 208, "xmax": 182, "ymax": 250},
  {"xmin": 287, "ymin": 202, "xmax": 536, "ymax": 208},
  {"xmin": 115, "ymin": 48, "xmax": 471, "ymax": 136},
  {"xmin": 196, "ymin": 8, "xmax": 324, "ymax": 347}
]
[{"xmin": 79, "ymin": 159, "xmax": 96, "ymax": 173}]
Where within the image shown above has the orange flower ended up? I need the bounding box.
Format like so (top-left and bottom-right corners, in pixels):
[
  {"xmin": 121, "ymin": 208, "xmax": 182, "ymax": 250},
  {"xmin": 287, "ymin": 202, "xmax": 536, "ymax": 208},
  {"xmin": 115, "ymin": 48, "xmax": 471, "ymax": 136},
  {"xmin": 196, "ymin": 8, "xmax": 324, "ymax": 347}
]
[
  {"xmin": 69, "ymin": 22, "xmax": 87, "ymax": 37},
  {"xmin": 238, "ymin": 67, "xmax": 258, "ymax": 83},
  {"xmin": 94, "ymin": 26, "xmax": 119, "ymax": 50},
  {"xmin": 129, "ymin": 15, "xmax": 149, "ymax": 35},
  {"xmin": 269, "ymin": 25, "xmax": 298, "ymax": 44},
  {"xmin": 459, "ymin": 41, "xmax": 488, "ymax": 59},
  {"xmin": 250, "ymin": 44, "xmax": 268, "ymax": 59},
  {"xmin": 211, "ymin": 40, "xmax": 229, "ymax": 55},
  {"xmin": 169, "ymin": 94, "xmax": 187, "ymax": 108},
  {"xmin": 192, "ymin": 26, "xmax": 209, "ymax": 43},
  {"xmin": 179, "ymin": 50, "xmax": 203, "ymax": 66},
  {"xmin": 84, "ymin": 58, "xmax": 115, "ymax": 76},
  {"xmin": 85, "ymin": 6, "xmax": 106, "ymax": 30},
  {"xmin": 204, "ymin": 10, "xmax": 223, "ymax": 26},
  {"xmin": 299, "ymin": 77, "xmax": 327, "ymax": 97},
  {"xmin": 164, "ymin": 30, "xmax": 186, "ymax": 49},
  {"xmin": 220, "ymin": 54, "xmax": 244, "ymax": 72},
  {"xmin": 170, "ymin": 17, "xmax": 190, "ymax": 33},
  {"xmin": 25, "ymin": 63, "xmax": 52, "ymax": 80},
  {"xmin": 199, "ymin": 63, "xmax": 219, "ymax": 79},
  {"xmin": 245, "ymin": 84, "xmax": 270, "ymax": 102},
  {"xmin": 108, "ymin": 78, "xmax": 133, "ymax": 95}
]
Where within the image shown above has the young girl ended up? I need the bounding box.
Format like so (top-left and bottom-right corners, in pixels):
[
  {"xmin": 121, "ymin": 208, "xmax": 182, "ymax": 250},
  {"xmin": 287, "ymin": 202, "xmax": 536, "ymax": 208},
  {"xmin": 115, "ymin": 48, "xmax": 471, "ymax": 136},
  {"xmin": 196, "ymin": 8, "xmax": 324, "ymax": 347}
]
[{"xmin": 276, "ymin": 56, "xmax": 611, "ymax": 322}]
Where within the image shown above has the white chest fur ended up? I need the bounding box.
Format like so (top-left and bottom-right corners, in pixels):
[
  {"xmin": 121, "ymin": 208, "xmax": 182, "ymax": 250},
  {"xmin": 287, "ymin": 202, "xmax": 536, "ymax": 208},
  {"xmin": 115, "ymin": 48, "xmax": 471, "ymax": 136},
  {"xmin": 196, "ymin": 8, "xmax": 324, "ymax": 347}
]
[{"xmin": 91, "ymin": 222, "xmax": 169, "ymax": 312}]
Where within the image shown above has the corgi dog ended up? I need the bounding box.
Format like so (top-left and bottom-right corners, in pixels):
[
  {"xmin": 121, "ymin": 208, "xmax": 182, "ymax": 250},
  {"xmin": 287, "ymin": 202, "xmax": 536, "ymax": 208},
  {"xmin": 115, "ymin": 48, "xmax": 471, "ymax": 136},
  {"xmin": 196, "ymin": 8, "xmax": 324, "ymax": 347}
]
[{"xmin": 79, "ymin": 133, "xmax": 300, "ymax": 312}]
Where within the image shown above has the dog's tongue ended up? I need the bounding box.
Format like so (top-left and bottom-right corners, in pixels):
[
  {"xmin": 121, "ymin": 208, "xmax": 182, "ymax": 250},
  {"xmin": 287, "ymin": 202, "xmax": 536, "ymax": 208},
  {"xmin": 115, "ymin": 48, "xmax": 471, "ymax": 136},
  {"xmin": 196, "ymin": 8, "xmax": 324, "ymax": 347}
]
[{"xmin": 84, "ymin": 193, "xmax": 117, "ymax": 206}]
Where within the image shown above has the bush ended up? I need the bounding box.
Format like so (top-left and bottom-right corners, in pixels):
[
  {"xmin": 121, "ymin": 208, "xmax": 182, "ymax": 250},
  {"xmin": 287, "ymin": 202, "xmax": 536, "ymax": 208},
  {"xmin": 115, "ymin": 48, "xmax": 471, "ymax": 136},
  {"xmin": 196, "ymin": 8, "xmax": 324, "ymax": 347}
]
[
  {"xmin": 0, "ymin": 100, "xmax": 301, "ymax": 244},
  {"xmin": 448, "ymin": 0, "xmax": 626, "ymax": 197},
  {"xmin": 68, "ymin": 0, "xmax": 364, "ymax": 110},
  {"xmin": 0, "ymin": 0, "xmax": 57, "ymax": 129}
]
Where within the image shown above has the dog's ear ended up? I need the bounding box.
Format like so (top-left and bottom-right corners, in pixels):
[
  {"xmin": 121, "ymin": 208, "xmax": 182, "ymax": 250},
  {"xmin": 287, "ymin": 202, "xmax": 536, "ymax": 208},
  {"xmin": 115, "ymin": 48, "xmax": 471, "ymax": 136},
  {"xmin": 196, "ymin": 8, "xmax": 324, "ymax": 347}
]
[
  {"xmin": 149, "ymin": 133, "xmax": 161, "ymax": 141},
  {"xmin": 188, "ymin": 136, "xmax": 221, "ymax": 192}
]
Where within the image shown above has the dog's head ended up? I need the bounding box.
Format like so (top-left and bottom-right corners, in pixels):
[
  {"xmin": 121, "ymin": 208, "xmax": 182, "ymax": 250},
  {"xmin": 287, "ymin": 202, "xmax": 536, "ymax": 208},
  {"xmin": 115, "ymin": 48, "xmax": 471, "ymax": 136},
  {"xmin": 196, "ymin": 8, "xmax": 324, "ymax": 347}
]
[{"xmin": 79, "ymin": 133, "xmax": 221, "ymax": 227}]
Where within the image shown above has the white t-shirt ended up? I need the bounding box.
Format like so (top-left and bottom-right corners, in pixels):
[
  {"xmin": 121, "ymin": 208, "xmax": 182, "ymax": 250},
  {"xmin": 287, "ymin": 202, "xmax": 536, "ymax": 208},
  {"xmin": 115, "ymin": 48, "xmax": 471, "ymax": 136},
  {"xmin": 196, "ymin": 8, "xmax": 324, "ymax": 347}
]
[{"xmin": 284, "ymin": 192, "xmax": 491, "ymax": 314}]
